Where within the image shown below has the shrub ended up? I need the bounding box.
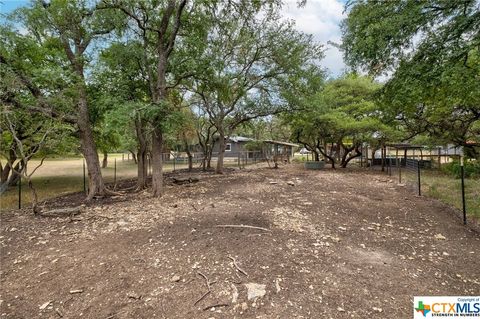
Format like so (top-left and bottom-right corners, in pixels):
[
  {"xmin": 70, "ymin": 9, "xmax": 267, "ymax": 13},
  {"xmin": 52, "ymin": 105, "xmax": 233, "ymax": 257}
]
[{"xmin": 442, "ymin": 160, "xmax": 480, "ymax": 178}]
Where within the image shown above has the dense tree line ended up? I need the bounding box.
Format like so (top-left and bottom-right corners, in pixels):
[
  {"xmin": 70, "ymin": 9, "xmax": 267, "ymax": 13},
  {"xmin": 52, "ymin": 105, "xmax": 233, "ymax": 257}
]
[
  {"xmin": 1, "ymin": 0, "xmax": 478, "ymax": 212},
  {"xmin": 0, "ymin": 0, "xmax": 323, "ymax": 206}
]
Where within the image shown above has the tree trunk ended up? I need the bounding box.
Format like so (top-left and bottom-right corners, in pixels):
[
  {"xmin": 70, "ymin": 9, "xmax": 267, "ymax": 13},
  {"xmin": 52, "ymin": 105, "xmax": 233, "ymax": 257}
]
[
  {"xmin": 148, "ymin": 45, "xmax": 169, "ymax": 197},
  {"xmin": 102, "ymin": 152, "xmax": 108, "ymax": 168},
  {"xmin": 206, "ymin": 141, "xmax": 214, "ymax": 169},
  {"xmin": 216, "ymin": 129, "xmax": 226, "ymax": 174},
  {"xmin": 129, "ymin": 150, "xmax": 138, "ymax": 164},
  {"xmin": 339, "ymin": 143, "xmax": 355, "ymax": 168},
  {"xmin": 135, "ymin": 117, "xmax": 148, "ymax": 189},
  {"xmin": 151, "ymin": 127, "xmax": 163, "ymax": 197},
  {"xmin": 182, "ymin": 133, "xmax": 193, "ymax": 171},
  {"xmin": 341, "ymin": 145, "xmax": 362, "ymax": 168},
  {"xmin": 1, "ymin": 161, "xmax": 11, "ymax": 184},
  {"xmin": 186, "ymin": 146, "xmax": 193, "ymax": 171},
  {"xmin": 0, "ymin": 160, "xmax": 25, "ymax": 194},
  {"xmin": 200, "ymin": 143, "xmax": 208, "ymax": 171},
  {"xmin": 207, "ymin": 150, "xmax": 212, "ymax": 169},
  {"xmin": 77, "ymin": 91, "xmax": 106, "ymax": 201},
  {"xmin": 137, "ymin": 151, "xmax": 147, "ymax": 189},
  {"xmin": 318, "ymin": 147, "xmax": 336, "ymax": 169},
  {"xmin": 28, "ymin": 179, "xmax": 41, "ymax": 215}
]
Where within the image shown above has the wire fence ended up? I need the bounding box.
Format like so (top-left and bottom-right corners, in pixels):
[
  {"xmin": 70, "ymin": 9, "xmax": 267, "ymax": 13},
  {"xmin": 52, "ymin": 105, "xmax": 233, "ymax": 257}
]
[
  {"xmin": 373, "ymin": 156, "xmax": 479, "ymax": 225},
  {"xmin": 1, "ymin": 151, "xmax": 266, "ymax": 211}
]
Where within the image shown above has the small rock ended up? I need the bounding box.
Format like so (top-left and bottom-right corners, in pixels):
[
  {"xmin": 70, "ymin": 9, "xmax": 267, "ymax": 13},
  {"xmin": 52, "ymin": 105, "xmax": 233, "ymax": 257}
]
[
  {"xmin": 434, "ymin": 234, "xmax": 446, "ymax": 240},
  {"xmin": 442, "ymin": 252, "xmax": 449, "ymax": 256},
  {"xmin": 337, "ymin": 307, "xmax": 345, "ymax": 312},
  {"xmin": 170, "ymin": 275, "xmax": 181, "ymax": 282},
  {"xmin": 360, "ymin": 244, "xmax": 366, "ymax": 249},
  {"xmin": 287, "ymin": 181, "xmax": 295, "ymax": 186},
  {"xmin": 338, "ymin": 226, "xmax": 347, "ymax": 231},
  {"xmin": 275, "ymin": 278, "xmax": 281, "ymax": 293},
  {"xmin": 245, "ymin": 283, "xmax": 266, "ymax": 300},
  {"xmin": 373, "ymin": 307, "xmax": 383, "ymax": 313}
]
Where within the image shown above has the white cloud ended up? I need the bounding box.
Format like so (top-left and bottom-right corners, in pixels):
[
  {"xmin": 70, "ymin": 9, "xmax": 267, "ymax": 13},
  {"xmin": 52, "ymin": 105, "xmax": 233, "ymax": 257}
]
[{"xmin": 282, "ymin": 0, "xmax": 347, "ymax": 77}]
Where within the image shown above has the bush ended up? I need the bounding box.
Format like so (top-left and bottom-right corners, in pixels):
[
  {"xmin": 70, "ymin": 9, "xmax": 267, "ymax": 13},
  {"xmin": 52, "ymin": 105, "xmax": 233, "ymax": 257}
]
[{"xmin": 442, "ymin": 160, "xmax": 480, "ymax": 178}]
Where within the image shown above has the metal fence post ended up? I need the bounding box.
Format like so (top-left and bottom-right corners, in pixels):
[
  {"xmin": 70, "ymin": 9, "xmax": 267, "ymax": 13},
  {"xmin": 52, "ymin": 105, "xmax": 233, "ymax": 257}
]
[
  {"xmin": 387, "ymin": 152, "xmax": 392, "ymax": 176},
  {"xmin": 114, "ymin": 158, "xmax": 117, "ymax": 188},
  {"xmin": 360, "ymin": 145, "xmax": 363, "ymax": 168},
  {"xmin": 18, "ymin": 175, "xmax": 21, "ymax": 209},
  {"xmin": 461, "ymin": 157, "xmax": 467, "ymax": 225},
  {"xmin": 417, "ymin": 161, "xmax": 421, "ymax": 196},
  {"xmin": 396, "ymin": 149, "xmax": 401, "ymax": 183}
]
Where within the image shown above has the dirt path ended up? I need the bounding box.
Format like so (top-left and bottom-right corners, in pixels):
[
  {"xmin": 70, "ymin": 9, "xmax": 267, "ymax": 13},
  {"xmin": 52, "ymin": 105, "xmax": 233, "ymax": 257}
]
[{"xmin": 1, "ymin": 164, "xmax": 479, "ymax": 318}]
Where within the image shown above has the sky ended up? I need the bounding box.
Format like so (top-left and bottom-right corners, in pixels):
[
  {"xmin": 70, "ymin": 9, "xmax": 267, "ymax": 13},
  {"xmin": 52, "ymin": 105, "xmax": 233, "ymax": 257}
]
[
  {"xmin": 282, "ymin": 0, "xmax": 348, "ymax": 77},
  {"xmin": 0, "ymin": 0, "xmax": 348, "ymax": 77}
]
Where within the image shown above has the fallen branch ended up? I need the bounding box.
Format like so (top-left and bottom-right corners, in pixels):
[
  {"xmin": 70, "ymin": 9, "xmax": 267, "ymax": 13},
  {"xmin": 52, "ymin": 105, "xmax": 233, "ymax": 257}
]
[
  {"xmin": 215, "ymin": 224, "xmax": 270, "ymax": 232},
  {"xmin": 194, "ymin": 290, "xmax": 211, "ymax": 306},
  {"xmin": 194, "ymin": 271, "xmax": 215, "ymax": 306},
  {"xmin": 172, "ymin": 176, "xmax": 200, "ymax": 185},
  {"xmin": 228, "ymin": 256, "xmax": 248, "ymax": 277},
  {"xmin": 39, "ymin": 205, "xmax": 85, "ymax": 218}
]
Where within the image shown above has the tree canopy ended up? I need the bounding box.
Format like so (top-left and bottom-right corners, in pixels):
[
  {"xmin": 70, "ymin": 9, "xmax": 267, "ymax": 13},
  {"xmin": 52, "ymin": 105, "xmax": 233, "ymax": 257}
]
[{"xmin": 341, "ymin": 0, "xmax": 480, "ymax": 157}]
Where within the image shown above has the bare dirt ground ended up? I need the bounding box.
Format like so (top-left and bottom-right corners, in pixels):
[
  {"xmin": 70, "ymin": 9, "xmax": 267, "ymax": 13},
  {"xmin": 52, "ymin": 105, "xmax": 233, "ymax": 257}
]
[{"xmin": 1, "ymin": 164, "xmax": 479, "ymax": 318}]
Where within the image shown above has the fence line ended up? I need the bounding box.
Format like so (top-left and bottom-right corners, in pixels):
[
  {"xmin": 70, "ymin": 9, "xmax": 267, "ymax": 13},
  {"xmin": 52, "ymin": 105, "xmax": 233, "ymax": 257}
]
[
  {"xmin": 371, "ymin": 156, "xmax": 477, "ymax": 225},
  {"xmin": 7, "ymin": 151, "xmax": 267, "ymax": 210}
]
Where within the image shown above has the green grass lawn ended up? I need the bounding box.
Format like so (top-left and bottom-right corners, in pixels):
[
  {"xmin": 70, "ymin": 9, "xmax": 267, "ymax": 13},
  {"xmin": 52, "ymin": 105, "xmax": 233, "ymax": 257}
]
[
  {"xmin": 0, "ymin": 154, "xmax": 189, "ymax": 210},
  {"xmin": 0, "ymin": 154, "xmax": 249, "ymax": 210}
]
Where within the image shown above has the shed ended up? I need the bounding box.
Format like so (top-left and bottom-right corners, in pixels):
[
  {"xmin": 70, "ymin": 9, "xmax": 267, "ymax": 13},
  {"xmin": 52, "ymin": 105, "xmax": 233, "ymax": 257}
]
[{"xmin": 263, "ymin": 140, "xmax": 299, "ymax": 163}]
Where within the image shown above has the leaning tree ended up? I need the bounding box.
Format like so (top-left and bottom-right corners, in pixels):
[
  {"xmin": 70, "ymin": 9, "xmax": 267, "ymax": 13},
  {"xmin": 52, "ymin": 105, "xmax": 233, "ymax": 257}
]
[{"xmin": 1, "ymin": 1, "xmax": 123, "ymax": 200}]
